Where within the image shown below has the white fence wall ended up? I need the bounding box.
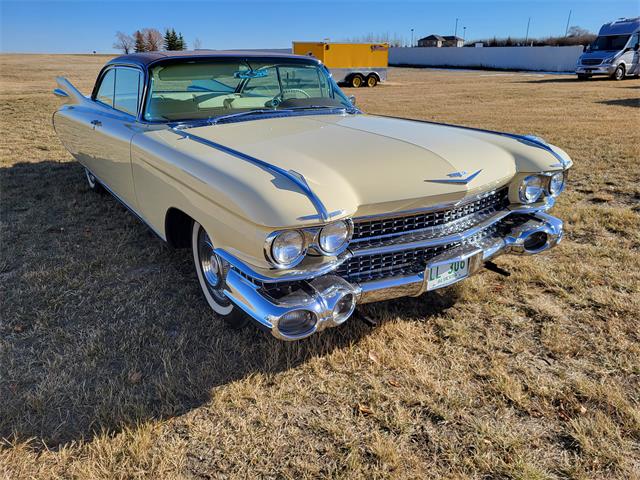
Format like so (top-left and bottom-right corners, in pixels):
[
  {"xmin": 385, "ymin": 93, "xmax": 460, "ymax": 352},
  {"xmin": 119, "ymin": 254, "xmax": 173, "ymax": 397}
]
[{"xmin": 389, "ymin": 46, "xmax": 583, "ymax": 72}]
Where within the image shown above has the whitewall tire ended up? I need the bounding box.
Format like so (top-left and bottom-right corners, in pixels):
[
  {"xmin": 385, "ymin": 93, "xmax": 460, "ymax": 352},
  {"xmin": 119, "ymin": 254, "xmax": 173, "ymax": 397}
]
[{"xmin": 191, "ymin": 221, "xmax": 249, "ymax": 328}]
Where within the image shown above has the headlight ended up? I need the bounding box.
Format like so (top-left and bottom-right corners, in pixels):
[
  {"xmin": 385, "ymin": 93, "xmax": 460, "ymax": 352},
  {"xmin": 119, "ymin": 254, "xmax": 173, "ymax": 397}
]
[
  {"xmin": 548, "ymin": 171, "xmax": 566, "ymax": 196},
  {"xmin": 269, "ymin": 230, "xmax": 305, "ymax": 267},
  {"xmin": 318, "ymin": 220, "xmax": 352, "ymax": 254},
  {"xmin": 519, "ymin": 175, "xmax": 544, "ymax": 204}
]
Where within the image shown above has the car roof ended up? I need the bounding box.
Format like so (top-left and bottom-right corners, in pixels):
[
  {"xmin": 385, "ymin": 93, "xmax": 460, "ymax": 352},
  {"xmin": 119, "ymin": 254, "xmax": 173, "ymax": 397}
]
[{"xmin": 107, "ymin": 50, "xmax": 318, "ymax": 68}]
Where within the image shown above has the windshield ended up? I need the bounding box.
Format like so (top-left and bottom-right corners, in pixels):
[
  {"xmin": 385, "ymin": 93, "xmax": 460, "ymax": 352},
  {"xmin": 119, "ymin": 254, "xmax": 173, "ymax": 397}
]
[
  {"xmin": 144, "ymin": 60, "xmax": 353, "ymax": 122},
  {"xmin": 590, "ymin": 35, "xmax": 630, "ymax": 51}
]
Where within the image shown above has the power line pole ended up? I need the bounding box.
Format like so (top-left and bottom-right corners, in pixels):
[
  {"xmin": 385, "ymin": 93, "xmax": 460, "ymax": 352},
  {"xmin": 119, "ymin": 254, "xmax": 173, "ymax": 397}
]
[
  {"xmin": 565, "ymin": 10, "xmax": 572, "ymax": 36},
  {"xmin": 525, "ymin": 17, "xmax": 531, "ymax": 44},
  {"xmin": 454, "ymin": 18, "xmax": 459, "ymax": 37}
]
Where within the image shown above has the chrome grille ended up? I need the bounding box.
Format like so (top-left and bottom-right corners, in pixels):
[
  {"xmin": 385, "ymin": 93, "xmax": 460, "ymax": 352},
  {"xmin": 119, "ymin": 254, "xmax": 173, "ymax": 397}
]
[
  {"xmin": 581, "ymin": 59, "xmax": 602, "ymax": 66},
  {"xmin": 352, "ymin": 188, "xmax": 509, "ymax": 242},
  {"xmin": 338, "ymin": 223, "xmax": 502, "ymax": 283}
]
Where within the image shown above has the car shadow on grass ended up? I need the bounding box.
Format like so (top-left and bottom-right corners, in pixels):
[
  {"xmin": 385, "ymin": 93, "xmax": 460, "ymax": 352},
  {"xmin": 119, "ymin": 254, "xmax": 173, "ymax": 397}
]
[
  {"xmin": 0, "ymin": 160, "xmax": 458, "ymax": 450},
  {"xmin": 596, "ymin": 98, "xmax": 640, "ymax": 107}
]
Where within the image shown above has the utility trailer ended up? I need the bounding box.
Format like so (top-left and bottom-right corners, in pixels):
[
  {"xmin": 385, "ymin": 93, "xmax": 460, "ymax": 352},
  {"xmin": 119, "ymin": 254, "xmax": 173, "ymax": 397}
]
[{"xmin": 292, "ymin": 41, "xmax": 388, "ymax": 87}]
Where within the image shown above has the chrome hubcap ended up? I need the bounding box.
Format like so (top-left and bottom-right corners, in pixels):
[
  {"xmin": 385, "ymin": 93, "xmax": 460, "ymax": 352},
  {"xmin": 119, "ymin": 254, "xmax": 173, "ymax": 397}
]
[
  {"xmin": 197, "ymin": 228, "xmax": 230, "ymax": 305},
  {"xmin": 85, "ymin": 169, "xmax": 96, "ymax": 188}
]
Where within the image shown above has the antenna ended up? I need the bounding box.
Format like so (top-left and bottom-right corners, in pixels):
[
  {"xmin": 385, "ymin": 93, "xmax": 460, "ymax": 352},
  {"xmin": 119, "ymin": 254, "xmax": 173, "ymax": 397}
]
[{"xmin": 525, "ymin": 17, "xmax": 531, "ymax": 44}]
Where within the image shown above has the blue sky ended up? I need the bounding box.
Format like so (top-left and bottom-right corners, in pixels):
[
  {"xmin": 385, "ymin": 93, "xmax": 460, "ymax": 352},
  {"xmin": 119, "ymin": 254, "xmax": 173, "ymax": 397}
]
[{"xmin": 1, "ymin": 0, "xmax": 639, "ymax": 53}]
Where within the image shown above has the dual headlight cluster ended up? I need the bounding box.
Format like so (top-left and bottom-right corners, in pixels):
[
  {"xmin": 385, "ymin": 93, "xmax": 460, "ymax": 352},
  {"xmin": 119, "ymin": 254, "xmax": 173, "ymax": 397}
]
[
  {"xmin": 266, "ymin": 219, "xmax": 353, "ymax": 268},
  {"xmin": 519, "ymin": 170, "xmax": 566, "ymax": 204}
]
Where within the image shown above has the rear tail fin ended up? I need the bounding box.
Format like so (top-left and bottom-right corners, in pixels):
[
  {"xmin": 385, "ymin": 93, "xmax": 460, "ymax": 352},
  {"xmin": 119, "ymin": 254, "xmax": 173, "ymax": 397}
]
[{"xmin": 53, "ymin": 76, "xmax": 87, "ymax": 105}]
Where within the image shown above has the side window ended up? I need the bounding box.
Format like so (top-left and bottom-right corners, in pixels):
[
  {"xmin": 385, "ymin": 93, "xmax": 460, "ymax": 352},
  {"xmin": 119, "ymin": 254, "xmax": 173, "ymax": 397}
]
[
  {"xmin": 114, "ymin": 68, "xmax": 142, "ymax": 116},
  {"xmin": 96, "ymin": 69, "xmax": 115, "ymax": 107}
]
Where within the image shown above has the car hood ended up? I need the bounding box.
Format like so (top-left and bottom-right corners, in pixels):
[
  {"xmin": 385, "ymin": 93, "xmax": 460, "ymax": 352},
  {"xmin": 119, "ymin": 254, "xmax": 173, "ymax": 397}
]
[
  {"xmin": 149, "ymin": 114, "xmax": 566, "ymax": 225},
  {"xmin": 580, "ymin": 51, "xmax": 619, "ymax": 61}
]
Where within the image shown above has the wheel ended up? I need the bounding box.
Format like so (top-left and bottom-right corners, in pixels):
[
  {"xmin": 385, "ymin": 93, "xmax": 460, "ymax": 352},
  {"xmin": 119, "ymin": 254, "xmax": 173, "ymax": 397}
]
[
  {"xmin": 85, "ymin": 168, "xmax": 104, "ymax": 193},
  {"xmin": 576, "ymin": 73, "xmax": 591, "ymax": 80},
  {"xmin": 611, "ymin": 65, "xmax": 625, "ymax": 81},
  {"xmin": 350, "ymin": 74, "xmax": 364, "ymax": 88},
  {"xmin": 366, "ymin": 74, "xmax": 378, "ymax": 87},
  {"xmin": 192, "ymin": 221, "xmax": 250, "ymax": 329}
]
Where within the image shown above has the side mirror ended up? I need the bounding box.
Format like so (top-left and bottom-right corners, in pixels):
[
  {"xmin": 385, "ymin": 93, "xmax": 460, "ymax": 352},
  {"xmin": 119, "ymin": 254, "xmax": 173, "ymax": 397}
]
[
  {"xmin": 53, "ymin": 88, "xmax": 69, "ymax": 98},
  {"xmin": 634, "ymin": 43, "xmax": 640, "ymax": 51},
  {"xmin": 348, "ymin": 95, "xmax": 356, "ymax": 106},
  {"xmin": 583, "ymin": 44, "xmax": 591, "ymax": 53}
]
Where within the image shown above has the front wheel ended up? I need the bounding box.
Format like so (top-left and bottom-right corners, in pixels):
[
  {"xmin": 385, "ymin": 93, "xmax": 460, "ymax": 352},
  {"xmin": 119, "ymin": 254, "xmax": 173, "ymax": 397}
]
[
  {"xmin": 612, "ymin": 65, "xmax": 625, "ymax": 80},
  {"xmin": 192, "ymin": 221, "xmax": 249, "ymax": 329}
]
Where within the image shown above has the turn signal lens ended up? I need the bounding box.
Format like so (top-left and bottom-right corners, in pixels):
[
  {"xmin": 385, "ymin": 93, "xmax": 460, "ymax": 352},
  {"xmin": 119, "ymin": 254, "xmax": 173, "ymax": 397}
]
[{"xmin": 277, "ymin": 310, "xmax": 317, "ymax": 337}]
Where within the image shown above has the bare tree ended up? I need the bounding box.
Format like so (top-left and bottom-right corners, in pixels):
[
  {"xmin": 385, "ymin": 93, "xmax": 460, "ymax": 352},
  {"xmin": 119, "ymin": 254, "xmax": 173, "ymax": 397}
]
[
  {"xmin": 193, "ymin": 37, "xmax": 203, "ymax": 50},
  {"xmin": 113, "ymin": 31, "xmax": 134, "ymax": 54},
  {"xmin": 142, "ymin": 28, "xmax": 163, "ymax": 52}
]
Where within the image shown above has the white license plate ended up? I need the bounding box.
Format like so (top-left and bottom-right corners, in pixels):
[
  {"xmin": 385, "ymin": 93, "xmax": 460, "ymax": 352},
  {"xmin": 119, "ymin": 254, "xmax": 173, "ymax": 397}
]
[{"xmin": 426, "ymin": 258, "xmax": 470, "ymax": 291}]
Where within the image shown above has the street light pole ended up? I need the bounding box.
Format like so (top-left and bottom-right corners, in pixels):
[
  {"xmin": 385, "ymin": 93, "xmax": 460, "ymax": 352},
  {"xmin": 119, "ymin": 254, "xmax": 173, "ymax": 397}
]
[
  {"xmin": 410, "ymin": 28, "xmax": 414, "ymax": 47},
  {"xmin": 454, "ymin": 18, "xmax": 459, "ymax": 37},
  {"xmin": 525, "ymin": 17, "xmax": 531, "ymax": 44},
  {"xmin": 463, "ymin": 26, "xmax": 467, "ymax": 44},
  {"xmin": 565, "ymin": 10, "xmax": 572, "ymax": 36}
]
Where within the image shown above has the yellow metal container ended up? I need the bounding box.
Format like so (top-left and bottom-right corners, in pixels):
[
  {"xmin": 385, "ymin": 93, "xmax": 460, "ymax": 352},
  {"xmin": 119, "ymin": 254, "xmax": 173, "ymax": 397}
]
[{"xmin": 292, "ymin": 42, "xmax": 388, "ymax": 87}]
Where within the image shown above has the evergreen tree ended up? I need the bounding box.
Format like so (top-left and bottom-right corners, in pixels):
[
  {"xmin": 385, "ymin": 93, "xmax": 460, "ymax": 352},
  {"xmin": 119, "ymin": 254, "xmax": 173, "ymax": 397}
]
[
  {"xmin": 177, "ymin": 32, "xmax": 186, "ymax": 50},
  {"xmin": 134, "ymin": 30, "xmax": 146, "ymax": 52},
  {"xmin": 163, "ymin": 29, "xmax": 173, "ymax": 50}
]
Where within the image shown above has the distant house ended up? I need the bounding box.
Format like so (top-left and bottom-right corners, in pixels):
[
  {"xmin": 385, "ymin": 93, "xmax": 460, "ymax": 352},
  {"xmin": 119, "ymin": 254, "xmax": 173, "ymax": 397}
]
[
  {"xmin": 417, "ymin": 34, "xmax": 464, "ymax": 48},
  {"xmin": 417, "ymin": 35, "xmax": 445, "ymax": 47},
  {"xmin": 443, "ymin": 35, "xmax": 464, "ymax": 47}
]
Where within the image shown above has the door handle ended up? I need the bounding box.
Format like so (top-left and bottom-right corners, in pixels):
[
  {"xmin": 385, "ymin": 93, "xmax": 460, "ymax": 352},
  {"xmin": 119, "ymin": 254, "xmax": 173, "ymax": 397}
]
[{"xmin": 90, "ymin": 120, "xmax": 102, "ymax": 128}]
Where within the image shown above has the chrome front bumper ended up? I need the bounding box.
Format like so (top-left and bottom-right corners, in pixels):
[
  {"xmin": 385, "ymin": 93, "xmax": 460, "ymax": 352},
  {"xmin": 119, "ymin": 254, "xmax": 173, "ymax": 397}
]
[
  {"xmin": 576, "ymin": 64, "xmax": 615, "ymax": 75},
  {"xmin": 221, "ymin": 211, "xmax": 563, "ymax": 340}
]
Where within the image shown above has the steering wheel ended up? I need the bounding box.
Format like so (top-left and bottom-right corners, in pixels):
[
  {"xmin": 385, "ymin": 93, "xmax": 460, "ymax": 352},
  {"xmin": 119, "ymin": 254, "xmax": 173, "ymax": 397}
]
[{"xmin": 281, "ymin": 88, "xmax": 311, "ymax": 99}]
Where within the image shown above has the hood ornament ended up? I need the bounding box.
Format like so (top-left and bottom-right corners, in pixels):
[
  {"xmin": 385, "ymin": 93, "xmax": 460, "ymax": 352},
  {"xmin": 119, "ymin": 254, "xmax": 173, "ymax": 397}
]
[{"xmin": 426, "ymin": 169, "xmax": 482, "ymax": 185}]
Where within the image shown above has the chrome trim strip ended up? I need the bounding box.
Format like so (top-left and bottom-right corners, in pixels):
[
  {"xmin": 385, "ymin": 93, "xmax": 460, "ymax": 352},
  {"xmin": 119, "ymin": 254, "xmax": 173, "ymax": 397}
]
[
  {"xmin": 170, "ymin": 127, "xmax": 332, "ymax": 222},
  {"xmin": 351, "ymin": 186, "xmax": 507, "ymax": 222},
  {"xmin": 350, "ymin": 209, "xmax": 512, "ymax": 257},
  {"xmin": 84, "ymin": 167, "xmax": 165, "ymax": 241},
  {"xmin": 215, "ymin": 248, "xmax": 349, "ymax": 283}
]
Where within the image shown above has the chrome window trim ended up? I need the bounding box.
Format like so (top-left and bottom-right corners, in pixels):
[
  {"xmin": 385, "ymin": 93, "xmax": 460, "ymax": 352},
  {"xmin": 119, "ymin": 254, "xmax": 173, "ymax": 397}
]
[{"xmin": 92, "ymin": 64, "xmax": 146, "ymax": 120}]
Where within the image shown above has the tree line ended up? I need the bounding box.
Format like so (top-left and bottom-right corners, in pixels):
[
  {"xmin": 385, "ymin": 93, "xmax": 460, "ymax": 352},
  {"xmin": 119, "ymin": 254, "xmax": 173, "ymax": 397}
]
[
  {"xmin": 114, "ymin": 28, "xmax": 203, "ymax": 53},
  {"xmin": 466, "ymin": 27, "xmax": 596, "ymax": 47}
]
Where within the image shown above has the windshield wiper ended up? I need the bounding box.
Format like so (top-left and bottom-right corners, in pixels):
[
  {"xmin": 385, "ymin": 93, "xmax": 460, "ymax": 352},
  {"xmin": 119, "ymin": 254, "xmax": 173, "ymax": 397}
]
[
  {"xmin": 208, "ymin": 108, "xmax": 296, "ymax": 125},
  {"xmin": 286, "ymin": 105, "xmax": 359, "ymax": 114}
]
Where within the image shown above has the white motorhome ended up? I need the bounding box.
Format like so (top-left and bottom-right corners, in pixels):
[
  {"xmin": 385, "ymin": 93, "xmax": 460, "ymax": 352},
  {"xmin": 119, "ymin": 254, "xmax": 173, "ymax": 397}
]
[{"xmin": 576, "ymin": 17, "xmax": 640, "ymax": 80}]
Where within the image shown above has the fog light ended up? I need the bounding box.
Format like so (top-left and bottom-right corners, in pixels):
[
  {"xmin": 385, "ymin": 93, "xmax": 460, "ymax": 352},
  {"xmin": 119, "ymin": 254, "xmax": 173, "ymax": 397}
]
[
  {"xmin": 332, "ymin": 293, "xmax": 356, "ymax": 324},
  {"xmin": 277, "ymin": 310, "xmax": 317, "ymax": 337},
  {"xmin": 523, "ymin": 232, "xmax": 548, "ymax": 252}
]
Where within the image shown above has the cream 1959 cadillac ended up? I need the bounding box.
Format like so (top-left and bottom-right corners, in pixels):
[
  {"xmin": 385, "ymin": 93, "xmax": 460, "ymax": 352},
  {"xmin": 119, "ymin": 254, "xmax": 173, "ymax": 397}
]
[{"xmin": 53, "ymin": 51, "xmax": 571, "ymax": 340}]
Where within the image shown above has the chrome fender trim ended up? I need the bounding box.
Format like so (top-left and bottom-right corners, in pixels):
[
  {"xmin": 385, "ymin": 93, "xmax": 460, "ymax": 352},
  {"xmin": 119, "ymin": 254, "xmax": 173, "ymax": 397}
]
[{"xmin": 170, "ymin": 127, "xmax": 332, "ymax": 221}]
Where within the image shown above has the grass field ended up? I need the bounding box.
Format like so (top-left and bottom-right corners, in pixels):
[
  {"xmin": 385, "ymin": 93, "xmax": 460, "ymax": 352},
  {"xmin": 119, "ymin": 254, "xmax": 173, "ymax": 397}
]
[{"xmin": 1, "ymin": 54, "xmax": 639, "ymax": 479}]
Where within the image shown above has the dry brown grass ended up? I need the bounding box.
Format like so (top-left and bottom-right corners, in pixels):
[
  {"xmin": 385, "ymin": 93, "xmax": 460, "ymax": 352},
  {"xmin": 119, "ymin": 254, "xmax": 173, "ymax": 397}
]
[{"xmin": 1, "ymin": 55, "xmax": 639, "ymax": 479}]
